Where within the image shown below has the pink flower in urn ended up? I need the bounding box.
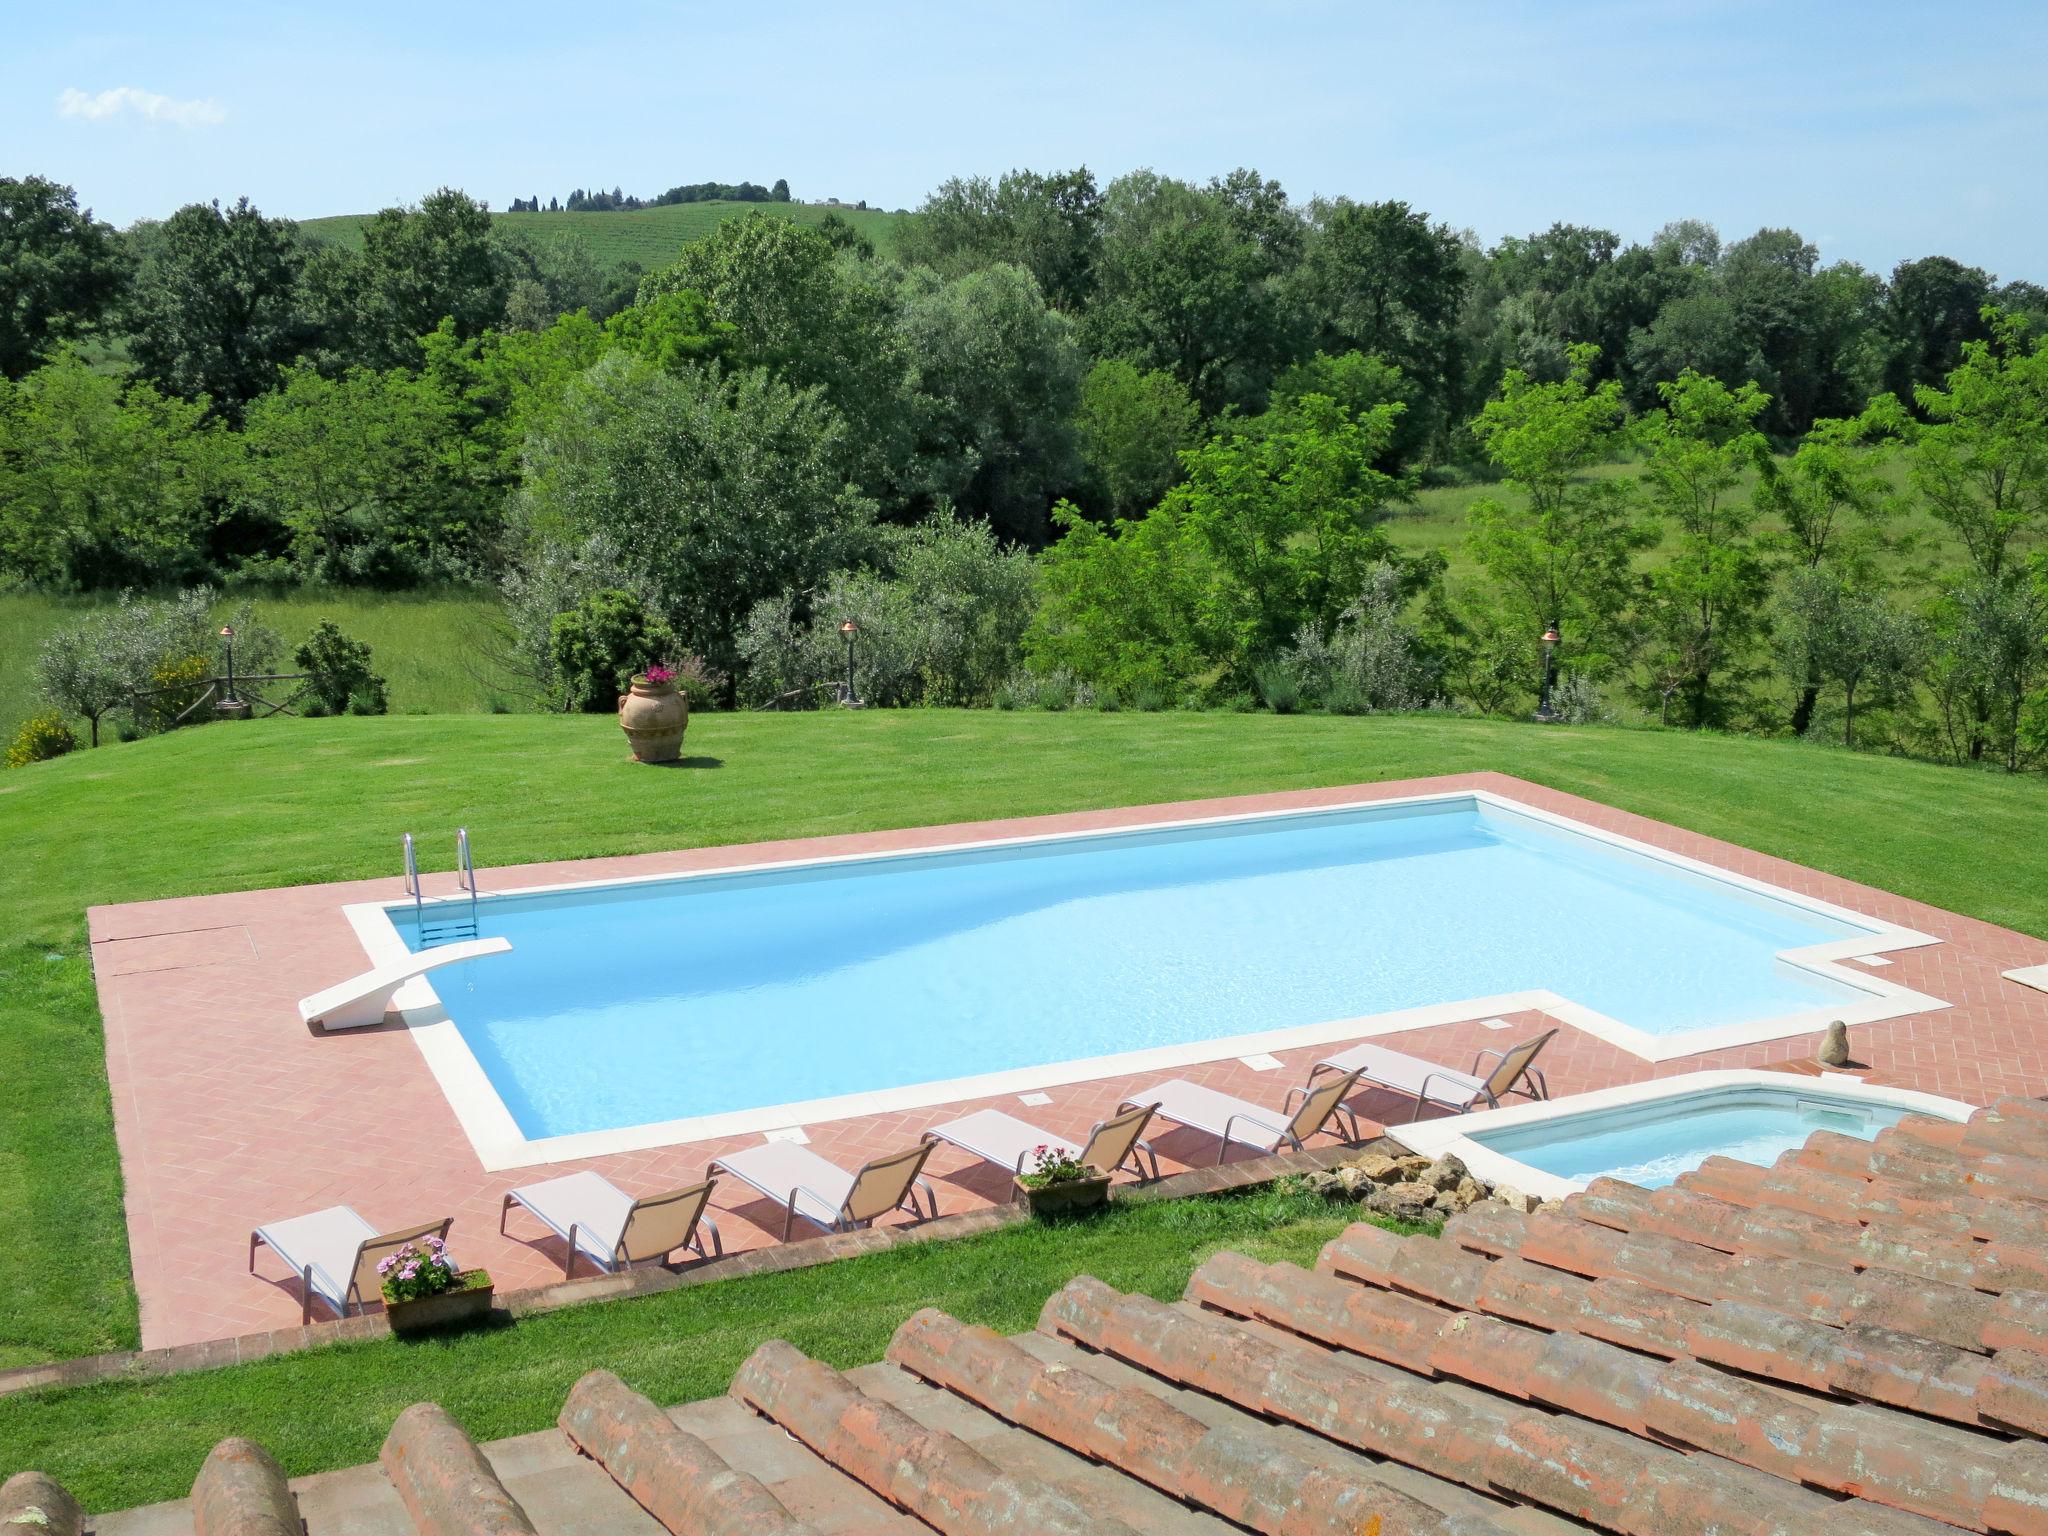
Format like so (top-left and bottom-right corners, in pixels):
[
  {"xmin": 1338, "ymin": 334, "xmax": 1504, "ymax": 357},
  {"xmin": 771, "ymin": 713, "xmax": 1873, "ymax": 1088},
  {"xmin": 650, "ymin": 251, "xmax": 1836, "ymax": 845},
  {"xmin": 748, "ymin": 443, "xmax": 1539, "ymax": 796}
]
[{"xmin": 644, "ymin": 664, "xmax": 676, "ymax": 684}]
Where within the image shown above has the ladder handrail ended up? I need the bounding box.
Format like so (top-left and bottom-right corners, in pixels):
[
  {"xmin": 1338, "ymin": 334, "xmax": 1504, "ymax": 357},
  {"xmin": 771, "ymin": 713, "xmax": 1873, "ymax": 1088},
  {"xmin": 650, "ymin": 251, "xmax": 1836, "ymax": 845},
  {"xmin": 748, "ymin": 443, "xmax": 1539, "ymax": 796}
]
[
  {"xmin": 456, "ymin": 827, "xmax": 479, "ymax": 932},
  {"xmin": 403, "ymin": 832, "xmax": 423, "ymax": 932}
]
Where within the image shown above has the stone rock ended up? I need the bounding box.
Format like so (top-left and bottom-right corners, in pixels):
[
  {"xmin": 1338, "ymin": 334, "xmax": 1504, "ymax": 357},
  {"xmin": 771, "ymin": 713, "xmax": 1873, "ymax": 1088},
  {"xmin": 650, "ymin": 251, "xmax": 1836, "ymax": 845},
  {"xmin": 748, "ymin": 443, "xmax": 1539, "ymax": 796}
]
[
  {"xmin": 1365, "ymin": 1181, "xmax": 1439, "ymax": 1223},
  {"xmin": 1489, "ymin": 1184, "xmax": 1541, "ymax": 1215},
  {"xmin": 1305, "ymin": 1171, "xmax": 1347, "ymax": 1199},
  {"xmin": 1819, "ymin": 1020, "xmax": 1852, "ymax": 1067},
  {"xmin": 1345, "ymin": 1153, "xmax": 1406, "ymax": 1185},
  {"xmin": 1453, "ymin": 1176, "xmax": 1484, "ymax": 1206},
  {"xmin": 1335, "ymin": 1166, "xmax": 1371, "ymax": 1194},
  {"xmin": 1420, "ymin": 1156, "xmax": 1468, "ymax": 1193},
  {"xmin": 1392, "ymin": 1155, "xmax": 1433, "ymax": 1179}
]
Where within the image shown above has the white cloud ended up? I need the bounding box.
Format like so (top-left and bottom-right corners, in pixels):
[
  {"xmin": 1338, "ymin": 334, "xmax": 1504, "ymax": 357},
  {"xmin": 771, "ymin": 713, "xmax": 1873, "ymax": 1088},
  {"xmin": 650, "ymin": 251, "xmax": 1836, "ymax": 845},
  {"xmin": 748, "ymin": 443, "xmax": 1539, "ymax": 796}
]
[{"xmin": 56, "ymin": 86, "xmax": 226, "ymax": 129}]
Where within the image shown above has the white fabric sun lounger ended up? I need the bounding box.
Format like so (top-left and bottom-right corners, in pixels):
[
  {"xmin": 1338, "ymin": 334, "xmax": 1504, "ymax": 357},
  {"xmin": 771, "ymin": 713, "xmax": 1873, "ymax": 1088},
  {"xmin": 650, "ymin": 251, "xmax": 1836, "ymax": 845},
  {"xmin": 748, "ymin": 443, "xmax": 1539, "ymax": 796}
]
[
  {"xmin": 297, "ymin": 936, "xmax": 512, "ymax": 1030},
  {"xmin": 708, "ymin": 1141, "xmax": 939, "ymax": 1241},
  {"xmin": 500, "ymin": 1169, "xmax": 722, "ymax": 1278},
  {"xmin": 921, "ymin": 1103, "xmax": 1161, "ymax": 1185},
  {"xmin": 1310, "ymin": 1029, "xmax": 1556, "ymax": 1122},
  {"xmin": 249, "ymin": 1205, "xmax": 453, "ymax": 1322},
  {"xmin": 1121, "ymin": 1069, "xmax": 1364, "ymax": 1165}
]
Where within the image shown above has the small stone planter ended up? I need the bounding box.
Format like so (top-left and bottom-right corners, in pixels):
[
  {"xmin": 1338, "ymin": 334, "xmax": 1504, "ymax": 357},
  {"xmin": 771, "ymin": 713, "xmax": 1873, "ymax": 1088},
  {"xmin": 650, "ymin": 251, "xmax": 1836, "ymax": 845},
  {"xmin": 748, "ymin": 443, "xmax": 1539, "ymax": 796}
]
[
  {"xmin": 1014, "ymin": 1172, "xmax": 1111, "ymax": 1218},
  {"xmin": 385, "ymin": 1270, "xmax": 494, "ymax": 1335},
  {"xmin": 618, "ymin": 675, "xmax": 688, "ymax": 763}
]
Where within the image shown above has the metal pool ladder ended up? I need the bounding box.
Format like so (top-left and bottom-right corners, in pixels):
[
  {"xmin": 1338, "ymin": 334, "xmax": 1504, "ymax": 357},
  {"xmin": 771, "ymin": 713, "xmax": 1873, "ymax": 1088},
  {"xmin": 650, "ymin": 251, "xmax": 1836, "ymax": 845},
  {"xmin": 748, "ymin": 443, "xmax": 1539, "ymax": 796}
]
[{"xmin": 403, "ymin": 829, "xmax": 482, "ymax": 948}]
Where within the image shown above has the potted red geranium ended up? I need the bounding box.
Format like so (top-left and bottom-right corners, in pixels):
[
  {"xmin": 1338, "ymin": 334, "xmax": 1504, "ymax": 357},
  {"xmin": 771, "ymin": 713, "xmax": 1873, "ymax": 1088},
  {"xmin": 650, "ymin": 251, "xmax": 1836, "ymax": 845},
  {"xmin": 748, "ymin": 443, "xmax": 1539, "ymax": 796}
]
[
  {"xmin": 378, "ymin": 1234, "xmax": 493, "ymax": 1334},
  {"xmin": 1014, "ymin": 1144, "xmax": 1112, "ymax": 1217}
]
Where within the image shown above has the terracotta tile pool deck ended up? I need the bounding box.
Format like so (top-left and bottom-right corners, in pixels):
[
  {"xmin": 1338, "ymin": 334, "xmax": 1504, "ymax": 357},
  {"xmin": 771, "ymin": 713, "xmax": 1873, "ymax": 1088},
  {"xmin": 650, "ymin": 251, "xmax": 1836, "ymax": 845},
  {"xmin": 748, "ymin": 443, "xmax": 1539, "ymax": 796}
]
[{"xmin": 88, "ymin": 771, "xmax": 2048, "ymax": 1350}]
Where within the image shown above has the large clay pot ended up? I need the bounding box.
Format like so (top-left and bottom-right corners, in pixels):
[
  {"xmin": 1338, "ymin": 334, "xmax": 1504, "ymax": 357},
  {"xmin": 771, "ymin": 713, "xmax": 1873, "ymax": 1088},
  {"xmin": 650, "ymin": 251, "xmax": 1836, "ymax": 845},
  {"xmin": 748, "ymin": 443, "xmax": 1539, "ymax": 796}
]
[{"xmin": 618, "ymin": 675, "xmax": 688, "ymax": 763}]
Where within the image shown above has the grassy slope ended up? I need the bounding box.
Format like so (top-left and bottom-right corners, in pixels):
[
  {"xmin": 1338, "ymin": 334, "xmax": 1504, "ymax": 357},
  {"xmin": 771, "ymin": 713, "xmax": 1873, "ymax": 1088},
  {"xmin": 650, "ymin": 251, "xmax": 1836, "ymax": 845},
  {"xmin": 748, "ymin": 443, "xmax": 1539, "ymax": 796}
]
[
  {"xmin": 0, "ymin": 587, "xmax": 505, "ymax": 743},
  {"xmin": 2, "ymin": 711, "xmax": 2044, "ymax": 1499},
  {"xmin": 298, "ymin": 200, "xmax": 906, "ymax": 269},
  {"xmin": 0, "ymin": 1183, "xmax": 1373, "ymax": 1510}
]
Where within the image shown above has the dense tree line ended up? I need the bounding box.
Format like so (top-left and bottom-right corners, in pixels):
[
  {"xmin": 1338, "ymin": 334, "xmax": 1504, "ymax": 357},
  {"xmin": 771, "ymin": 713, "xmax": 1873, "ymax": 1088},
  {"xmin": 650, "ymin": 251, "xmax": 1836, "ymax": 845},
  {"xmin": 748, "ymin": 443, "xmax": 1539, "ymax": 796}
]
[
  {"xmin": 507, "ymin": 180, "xmax": 791, "ymax": 214},
  {"xmin": 4, "ymin": 166, "xmax": 2046, "ymax": 771}
]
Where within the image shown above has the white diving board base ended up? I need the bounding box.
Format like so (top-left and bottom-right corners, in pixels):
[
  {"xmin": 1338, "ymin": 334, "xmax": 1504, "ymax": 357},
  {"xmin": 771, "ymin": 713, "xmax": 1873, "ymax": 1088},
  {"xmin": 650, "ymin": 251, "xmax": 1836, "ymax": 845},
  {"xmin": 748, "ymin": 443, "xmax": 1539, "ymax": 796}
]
[{"xmin": 299, "ymin": 937, "xmax": 512, "ymax": 1031}]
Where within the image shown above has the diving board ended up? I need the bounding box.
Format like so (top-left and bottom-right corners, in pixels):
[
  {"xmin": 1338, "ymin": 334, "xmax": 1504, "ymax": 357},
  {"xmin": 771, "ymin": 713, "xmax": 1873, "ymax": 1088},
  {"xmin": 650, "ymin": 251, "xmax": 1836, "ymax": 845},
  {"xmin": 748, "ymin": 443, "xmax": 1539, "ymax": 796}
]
[{"xmin": 298, "ymin": 936, "xmax": 512, "ymax": 1031}]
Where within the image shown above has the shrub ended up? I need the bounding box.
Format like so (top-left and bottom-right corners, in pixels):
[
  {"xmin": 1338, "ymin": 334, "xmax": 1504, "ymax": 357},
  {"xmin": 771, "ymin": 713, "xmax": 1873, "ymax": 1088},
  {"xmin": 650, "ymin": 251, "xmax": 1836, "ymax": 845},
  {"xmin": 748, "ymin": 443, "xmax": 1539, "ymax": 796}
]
[
  {"xmin": 140, "ymin": 653, "xmax": 213, "ymax": 732},
  {"xmin": 1252, "ymin": 660, "xmax": 1302, "ymax": 715},
  {"xmin": 547, "ymin": 589, "xmax": 679, "ymax": 712},
  {"xmin": 734, "ymin": 513, "xmax": 1037, "ymax": 708},
  {"xmin": 1550, "ymin": 672, "xmax": 1611, "ymax": 726},
  {"xmin": 295, "ymin": 622, "xmax": 389, "ymax": 716},
  {"xmin": 6, "ymin": 711, "xmax": 77, "ymax": 768},
  {"xmin": 1281, "ymin": 562, "xmax": 1441, "ymax": 713}
]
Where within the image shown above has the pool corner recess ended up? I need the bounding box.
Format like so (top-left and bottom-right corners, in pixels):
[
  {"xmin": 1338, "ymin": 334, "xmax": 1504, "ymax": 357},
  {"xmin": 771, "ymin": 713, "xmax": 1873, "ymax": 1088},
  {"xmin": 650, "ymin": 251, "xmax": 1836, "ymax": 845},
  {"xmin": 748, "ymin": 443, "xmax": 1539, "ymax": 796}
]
[{"xmin": 341, "ymin": 789, "xmax": 1950, "ymax": 1171}]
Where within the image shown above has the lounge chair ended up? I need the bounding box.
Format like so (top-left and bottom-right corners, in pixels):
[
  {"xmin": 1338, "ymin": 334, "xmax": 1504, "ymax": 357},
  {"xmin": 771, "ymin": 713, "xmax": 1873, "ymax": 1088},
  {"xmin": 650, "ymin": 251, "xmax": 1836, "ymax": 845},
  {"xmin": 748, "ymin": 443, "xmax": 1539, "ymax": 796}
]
[
  {"xmin": 707, "ymin": 1141, "xmax": 940, "ymax": 1241},
  {"xmin": 1310, "ymin": 1028, "xmax": 1556, "ymax": 1122},
  {"xmin": 248, "ymin": 1206, "xmax": 453, "ymax": 1323},
  {"xmin": 922, "ymin": 1102, "xmax": 1161, "ymax": 1189},
  {"xmin": 1119, "ymin": 1068, "xmax": 1365, "ymax": 1166},
  {"xmin": 499, "ymin": 1170, "xmax": 722, "ymax": 1278}
]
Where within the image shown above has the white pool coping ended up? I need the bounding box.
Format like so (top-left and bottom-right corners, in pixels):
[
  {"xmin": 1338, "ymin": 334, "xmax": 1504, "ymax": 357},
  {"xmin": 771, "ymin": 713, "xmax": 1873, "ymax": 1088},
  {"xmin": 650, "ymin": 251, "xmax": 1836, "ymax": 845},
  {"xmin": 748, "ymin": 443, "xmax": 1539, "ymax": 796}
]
[
  {"xmin": 1391, "ymin": 1068, "xmax": 1977, "ymax": 1200},
  {"xmin": 337, "ymin": 787, "xmax": 1949, "ymax": 1172}
]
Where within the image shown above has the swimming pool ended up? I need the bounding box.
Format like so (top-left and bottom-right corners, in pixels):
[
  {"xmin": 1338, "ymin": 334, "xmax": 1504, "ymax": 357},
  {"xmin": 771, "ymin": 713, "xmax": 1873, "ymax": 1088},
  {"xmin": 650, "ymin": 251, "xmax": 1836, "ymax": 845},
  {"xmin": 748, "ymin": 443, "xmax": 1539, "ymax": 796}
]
[
  {"xmin": 1399, "ymin": 1070, "xmax": 1973, "ymax": 1197},
  {"xmin": 354, "ymin": 791, "xmax": 1941, "ymax": 1165}
]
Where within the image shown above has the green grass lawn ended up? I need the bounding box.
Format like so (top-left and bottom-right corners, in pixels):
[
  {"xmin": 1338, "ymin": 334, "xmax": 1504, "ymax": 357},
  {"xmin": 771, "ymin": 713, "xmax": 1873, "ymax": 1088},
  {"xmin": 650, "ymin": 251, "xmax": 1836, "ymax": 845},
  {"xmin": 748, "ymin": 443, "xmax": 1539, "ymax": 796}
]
[
  {"xmin": 0, "ymin": 586, "xmax": 505, "ymax": 743},
  {"xmin": 299, "ymin": 200, "xmax": 907, "ymax": 270},
  {"xmin": 3, "ymin": 710, "xmax": 2045, "ymax": 1503},
  {"xmin": 0, "ymin": 1182, "xmax": 1375, "ymax": 1511}
]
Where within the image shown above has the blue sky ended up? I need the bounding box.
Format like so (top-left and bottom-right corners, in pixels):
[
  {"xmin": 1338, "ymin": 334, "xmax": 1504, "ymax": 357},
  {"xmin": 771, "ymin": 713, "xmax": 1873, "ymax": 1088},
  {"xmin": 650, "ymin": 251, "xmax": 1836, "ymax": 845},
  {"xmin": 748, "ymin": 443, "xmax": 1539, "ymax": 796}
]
[{"xmin": 8, "ymin": 2, "xmax": 2043, "ymax": 279}]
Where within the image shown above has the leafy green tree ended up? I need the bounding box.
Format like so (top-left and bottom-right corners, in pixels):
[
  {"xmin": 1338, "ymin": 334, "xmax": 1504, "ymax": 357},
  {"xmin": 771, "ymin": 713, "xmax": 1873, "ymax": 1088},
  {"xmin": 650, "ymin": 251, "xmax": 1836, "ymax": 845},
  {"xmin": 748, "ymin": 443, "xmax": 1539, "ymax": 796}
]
[
  {"xmin": 898, "ymin": 264, "xmax": 1084, "ymax": 541},
  {"xmin": 770, "ymin": 179, "xmax": 791, "ymax": 202},
  {"xmin": 641, "ymin": 213, "xmax": 911, "ymax": 495},
  {"xmin": 312, "ymin": 188, "xmax": 508, "ymax": 369},
  {"xmin": 1465, "ymin": 345, "xmax": 1652, "ymax": 674},
  {"xmin": 520, "ymin": 356, "xmax": 876, "ymax": 677},
  {"xmin": 1272, "ymin": 351, "xmax": 1429, "ymax": 472},
  {"xmin": 293, "ymin": 620, "xmax": 389, "ymax": 715},
  {"xmin": 0, "ymin": 353, "xmax": 233, "ymax": 587},
  {"xmin": 1884, "ymin": 256, "xmax": 1995, "ymax": 402},
  {"xmin": 240, "ymin": 360, "xmax": 499, "ymax": 582},
  {"xmin": 493, "ymin": 227, "xmax": 634, "ymax": 328},
  {"xmin": 1081, "ymin": 170, "xmax": 1301, "ymax": 415},
  {"xmin": 1933, "ymin": 574, "xmax": 2048, "ymax": 771},
  {"xmin": 1903, "ymin": 309, "xmax": 2047, "ymax": 583},
  {"xmin": 1028, "ymin": 386, "xmax": 1411, "ymax": 693},
  {"xmin": 1636, "ymin": 370, "xmax": 1773, "ymax": 727},
  {"xmin": 126, "ymin": 199, "xmax": 311, "ymax": 419},
  {"xmin": 1755, "ymin": 411, "xmax": 1905, "ymax": 731},
  {"xmin": 0, "ymin": 177, "xmax": 128, "ymax": 379},
  {"xmin": 1074, "ymin": 359, "xmax": 1200, "ymax": 518},
  {"xmin": 899, "ymin": 168, "xmax": 1103, "ymax": 314},
  {"xmin": 1776, "ymin": 569, "xmax": 1922, "ymax": 747},
  {"xmin": 1290, "ymin": 199, "xmax": 1467, "ymax": 442}
]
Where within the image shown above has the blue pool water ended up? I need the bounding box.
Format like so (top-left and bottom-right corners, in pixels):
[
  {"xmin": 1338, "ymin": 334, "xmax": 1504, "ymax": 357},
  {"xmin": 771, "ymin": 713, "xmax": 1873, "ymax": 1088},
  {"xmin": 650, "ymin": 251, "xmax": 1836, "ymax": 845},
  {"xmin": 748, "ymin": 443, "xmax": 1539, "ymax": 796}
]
[
  {"xmin": 1471, "ymin": 1086, "xmax": 1917, "ymax": 1188},
  {"xmin": 397, "ymin": 797, "xmax": 1884, "ymax": 1140}
]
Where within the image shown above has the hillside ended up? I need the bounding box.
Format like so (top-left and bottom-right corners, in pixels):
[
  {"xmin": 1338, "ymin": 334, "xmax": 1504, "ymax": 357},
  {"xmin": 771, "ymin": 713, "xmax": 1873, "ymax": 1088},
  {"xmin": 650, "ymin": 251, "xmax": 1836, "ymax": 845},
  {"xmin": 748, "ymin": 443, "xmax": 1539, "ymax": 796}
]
[{"xmin": 298, "ymin": 200, "xmax": 908, "ymax": 270}]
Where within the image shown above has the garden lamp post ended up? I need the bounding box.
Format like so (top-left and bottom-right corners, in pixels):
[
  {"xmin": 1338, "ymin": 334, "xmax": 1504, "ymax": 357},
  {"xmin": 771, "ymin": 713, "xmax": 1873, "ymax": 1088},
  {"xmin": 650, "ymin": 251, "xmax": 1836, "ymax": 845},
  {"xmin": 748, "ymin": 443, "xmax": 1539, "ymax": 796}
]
[
  {"xmin": 1533, "ymin": 623, "xmax": 1560, "ymax": 723},
  {"xmin": 219, "ymin": 625, "xmax": 238, "ymax": 705},
  {"xmin": 839, "ymin": 619, "xmax": 859, "ymax": 706}
]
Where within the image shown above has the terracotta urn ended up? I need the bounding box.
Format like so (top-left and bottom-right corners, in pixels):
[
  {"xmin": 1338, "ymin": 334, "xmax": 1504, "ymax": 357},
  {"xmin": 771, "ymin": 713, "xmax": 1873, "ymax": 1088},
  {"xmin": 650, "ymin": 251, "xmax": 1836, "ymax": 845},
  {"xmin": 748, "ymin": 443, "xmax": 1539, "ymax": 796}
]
[{"xmin": 618, "ymin": 674, "xmax": 688, "ymax": 763}]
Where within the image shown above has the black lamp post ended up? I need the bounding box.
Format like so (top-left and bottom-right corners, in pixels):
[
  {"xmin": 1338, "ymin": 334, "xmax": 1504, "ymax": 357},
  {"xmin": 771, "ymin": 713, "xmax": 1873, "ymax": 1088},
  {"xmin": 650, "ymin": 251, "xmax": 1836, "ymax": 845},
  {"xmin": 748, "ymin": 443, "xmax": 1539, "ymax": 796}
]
[
  {"xmin": 219, "ymin": 625, "xmax": 238, "ymax": 705},
  {"xmin": 838, "ymin": 619, "xmax": 859, "ymax": 706},
  {"xmin": 1533, "ymin": 622, "xmax": 1560, "ymax": 723}
]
